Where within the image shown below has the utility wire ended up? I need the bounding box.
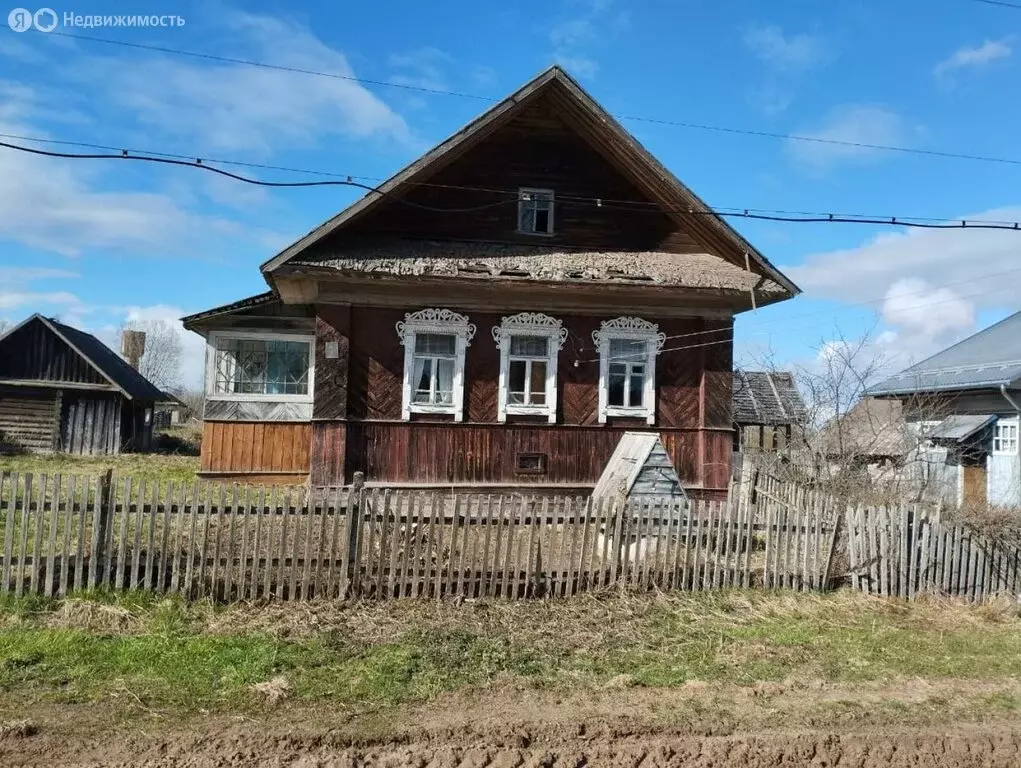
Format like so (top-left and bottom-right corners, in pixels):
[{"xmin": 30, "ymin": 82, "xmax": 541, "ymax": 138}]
[
  {"xmin": 4, "ymin": 138, "xmax": 1021, "ymax": 231},
  {"xmin": 969, "ymin": 0, "xmax": 1021, "ymax": 8},
  {"xmin": 14, "ymin": 27, "xmax": 1021, "ymax": 169},
  {"xmin": 574, "ymin": 277, "xmax": 1021, "ymax": 362},
  {"xmin": 654, "ymin": 261, "xmax": 1021, "ymax": 345}
]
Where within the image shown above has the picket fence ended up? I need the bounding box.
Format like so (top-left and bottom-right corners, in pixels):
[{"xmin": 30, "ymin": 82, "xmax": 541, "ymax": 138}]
[
  {"xmin": 0, "ymin": 471, "xmax": 840, "ymax": 601},
  {"xmin": 847, "ymin": 505, "xmax": 1021, "ymax": 600}
]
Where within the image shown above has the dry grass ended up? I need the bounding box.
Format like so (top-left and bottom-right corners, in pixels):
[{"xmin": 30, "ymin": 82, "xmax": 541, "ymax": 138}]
[{"xmin": 2, "ymin": 589, "xmax": 1020, "ymax": 718}]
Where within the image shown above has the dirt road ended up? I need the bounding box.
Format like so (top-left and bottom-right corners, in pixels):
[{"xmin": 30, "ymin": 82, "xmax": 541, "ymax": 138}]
[
  {"xmin": 4, "ymin": 682, "xmax": 1021, "ymax": 768},
  {"xmin": 4, "ymin": 718, "xmax": 1021, "ymax": 767}
]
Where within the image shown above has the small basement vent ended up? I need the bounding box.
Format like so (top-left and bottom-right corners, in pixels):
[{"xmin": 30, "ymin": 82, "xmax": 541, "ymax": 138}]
[
  {"xmin": 516, "ymin": 452, "xmax": 547, "ymax": 474},
  {"xmin": 592, "ymin": 432, "xmax": 687, "ymax": 503}
]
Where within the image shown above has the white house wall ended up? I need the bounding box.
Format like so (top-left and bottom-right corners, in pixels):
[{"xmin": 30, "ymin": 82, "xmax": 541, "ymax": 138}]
[{"xmin": 989, "ymin": 416, "xmax": 1021, "ymax": 507}]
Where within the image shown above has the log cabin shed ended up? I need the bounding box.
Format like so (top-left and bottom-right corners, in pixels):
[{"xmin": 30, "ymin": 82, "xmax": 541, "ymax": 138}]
[{"xmin": 0, "ymin": 314, "xmax": 166, "ymax": 455}]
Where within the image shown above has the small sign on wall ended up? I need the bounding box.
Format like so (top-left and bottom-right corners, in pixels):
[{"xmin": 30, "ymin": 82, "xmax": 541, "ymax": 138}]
[{"xmin": 325, "ymin": 341, "xmax": 339, "ymax": 359}]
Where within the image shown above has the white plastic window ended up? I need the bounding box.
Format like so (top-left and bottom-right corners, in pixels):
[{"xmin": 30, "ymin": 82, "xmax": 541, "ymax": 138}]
[{"xmin": 492, "ymin": 313, "xmax": 566, "ymax": 424}]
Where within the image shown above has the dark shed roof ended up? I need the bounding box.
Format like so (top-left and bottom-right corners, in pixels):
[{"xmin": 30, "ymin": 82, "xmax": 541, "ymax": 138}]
[
  {"xmin": 0, "ymin": 315, "xmax": 167, "ymax": 401},
  {"xmin": 733, "ymin": 370, "xmax": 807, "ymax": 426}
]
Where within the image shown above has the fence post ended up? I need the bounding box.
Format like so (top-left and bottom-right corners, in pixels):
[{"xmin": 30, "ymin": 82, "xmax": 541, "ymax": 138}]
[
  {"xmin": 347, "ymin": 472, "xmax": 365, "ymax": 581},
  {"xmin": 88, "ymin": 469, "xmax": 114, "ymax": 589}
]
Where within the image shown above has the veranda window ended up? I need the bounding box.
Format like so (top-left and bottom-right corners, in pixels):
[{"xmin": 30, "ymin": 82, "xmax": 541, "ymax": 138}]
[{"xmin": 211, "ymin": 335, "xmax": 312, "ymax": 398}]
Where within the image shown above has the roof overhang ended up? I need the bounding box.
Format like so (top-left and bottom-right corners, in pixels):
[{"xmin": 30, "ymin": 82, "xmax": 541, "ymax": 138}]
[{"xmin": 259, "ymin": 66, "xmax": 799, "ymax": 303}]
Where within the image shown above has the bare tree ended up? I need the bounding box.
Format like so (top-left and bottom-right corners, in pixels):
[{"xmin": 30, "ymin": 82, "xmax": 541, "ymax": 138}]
[
  {"xmin": 748, "ymin": 328, "xmax": 953, "ymax": 504},
  {"xmin": 0, "ymin": 319, "xmax": 9, "ymax": 336},
  {"xmin": 121, "ymin": 319, "xmax": 183, "ymax": 391}
]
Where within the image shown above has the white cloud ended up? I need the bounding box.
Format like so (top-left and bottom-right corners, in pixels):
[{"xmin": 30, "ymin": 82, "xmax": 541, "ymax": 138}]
[
  {"xmin": 94, "ymin": 304, "xmax": 206, "ymax": 390},
  {"xmin": 743, "ymin": 25, "xmax": 827, "ymax": 71},
  {"xmin": 935, "ymin": 39, "xmax": 1012, "ymax": 79},
  {"xmin": 547, "ymin": 0, "xmax": 628, "ymax": 80},
  {"xmin": 388, "ymin": 47, "xmax": 454, "ymax": 92},
  {"xmin": 787, "ymin": 105, "xmax": 911, "ymax": 169},
  {"xmin": 786, "ymin": 206, "xmax": 1021, "ymax": 364},
  {"xmin": 554, "ymin": 55, "xmax": 600, "ymax": 78},
  {"xmin": 78, "ymin": 12, "xmax": 411, "ymax": 155}
]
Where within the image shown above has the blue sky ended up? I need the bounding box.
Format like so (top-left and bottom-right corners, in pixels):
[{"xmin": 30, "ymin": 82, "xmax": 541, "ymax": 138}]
[{"xmin": 1, "ymin": 0, "xmax": 1020, "ymax": 389}]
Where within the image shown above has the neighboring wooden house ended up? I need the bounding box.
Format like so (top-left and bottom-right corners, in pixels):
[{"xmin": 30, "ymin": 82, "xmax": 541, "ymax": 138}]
[
  {"xmin": 868, "ymin": 311, "xmax": 1021, "ymax": 507},
  {"xmin": 0, "ymin": 315, "xmax": 166, "ymax": 454},
  {"xmin": 818, "ymin": 397, "xmax": 910, "ymax": 468},
  {"xmin": 732, "ymin": 370, "xmax": 806, "ymax": 452},
  {"xmin": 182, "ymin": 66, "xmax": 799, "ymax": 498}
]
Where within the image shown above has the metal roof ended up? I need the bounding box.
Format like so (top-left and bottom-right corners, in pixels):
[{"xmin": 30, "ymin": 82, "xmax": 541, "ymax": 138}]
[
  {"xmin": 869, "ymin": 311, "xmax": 1021, "ymax": 396},
  {"xmin": 928, "ymin": 414, "xmax": 996, "ymax": 443}
]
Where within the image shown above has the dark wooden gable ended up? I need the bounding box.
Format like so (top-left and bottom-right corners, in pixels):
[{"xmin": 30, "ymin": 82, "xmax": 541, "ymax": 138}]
[
  {"xmin": 263, "ymin": 66, "xmax": 799, "ymax": 302},
  {"xmin": 330, "ymin": 92, "xmax": 701, "ymax": 253},
  {"xmin": 0, "ymin": 316, "xmax": 108, "ymax": 387}
]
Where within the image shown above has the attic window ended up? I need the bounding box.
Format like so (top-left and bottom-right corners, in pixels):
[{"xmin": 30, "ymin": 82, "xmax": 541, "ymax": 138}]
[{"xmin": 518, "ymin": 188, "xmax": 554, "ymax": 235}]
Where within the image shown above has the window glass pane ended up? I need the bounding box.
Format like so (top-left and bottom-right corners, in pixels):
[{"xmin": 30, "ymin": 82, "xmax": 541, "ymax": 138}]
[
  {"xmin": 213, "ymin": 338, "xmax": 309, "ymax": 395},
  {"xmin": 608, "ymin": 367, "xmax": 626, "ymax": 407},
  {"xmin": 415, "ymin": 333, "xmax": 455, "ymax": 356},
  {"xmin": 529, "ymin": 360, "xmax": 547, "ymax": 404},
  {"xmin": 535, "ymin": 208, "xmax": 550, "ymax": 233},
  {"xmin": 628, "ymin": 371, "xmax": 645, "ymax": 407},
  {"xmin": 435, "ymin": 358, "xmax": 455, "ymax": 404},
  {"xmin": 518, "ymin": 204, "xmax": 536, "ymax": 232},
  {"xmin": 609, "ymin": 338, "xmax": 646, "ymax": 362},
  {"xmin": 509, "ymin": 359, "xmax": 527, "ymax": 403},
  {"xmin": 509, "ymin": 335, "xmax": 548, "ymax": 357},
  {"xmin": 412, "ymin": 357, "xmax": 433, "ymax": 402}
]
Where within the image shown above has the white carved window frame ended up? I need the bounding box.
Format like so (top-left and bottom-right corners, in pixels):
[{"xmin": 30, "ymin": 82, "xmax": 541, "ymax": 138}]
[
  {"xmin": 592, "ymin": 317, "xmax": 666, "ymax": 425},
  {"xmin": 492, "ymin": 312, "xmax": 567, "ymax": 424},
  {"xmin": 396, "ymin": 308, "xmax": 476, "ymax": 422},
  {"xmin": 205, "ymin": 330, "xmax": 315, "ymax": 403}
]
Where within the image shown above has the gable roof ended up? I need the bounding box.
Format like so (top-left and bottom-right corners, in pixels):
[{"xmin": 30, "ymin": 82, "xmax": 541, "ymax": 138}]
[
  {"xmin": 0, "ymin": 314, "xmax": 167, "ymax": 401},
  {"xmin": 818, "ymin": 397, "xmax": 910, "ymax": 458},
  {"xmin": 869, "ymin": 311, "xmax": 1021, "ymax": 396},
  {"xmin": 261, "ymin": 66, "xmax": 799, "ymax": 303},
  {"xmin": 733, "ymin": 370, "xmax": 807, "ymax": 426}
]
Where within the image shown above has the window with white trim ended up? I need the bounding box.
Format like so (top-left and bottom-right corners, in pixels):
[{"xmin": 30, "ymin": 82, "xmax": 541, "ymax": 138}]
[
  {"xmin": 592, "ymin": 317, "xmax": 665, "ymax": 424},
  {"xmin": 492, "ymin": 312, "xmax": 566, "ymax": 423},
  {"xmin": 993, "ymin": 420, "xmax": 1018, "ymax": 454},
  {"xmin": 518, "ymin": 188, "xmax": 554, "ymax": 235},
  {"xmin": 396, "ymin": 308, "xmax": 475, "ymax": 421},
  {"xmin": 207, "ymin": 332, "xmax": 314, "ymax": 400}
]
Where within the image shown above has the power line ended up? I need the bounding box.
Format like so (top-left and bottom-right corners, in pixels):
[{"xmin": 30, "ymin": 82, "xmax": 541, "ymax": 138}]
[
  {"xmin": 14, "ymin": 27, "xmax": 1021, "ymax": 169},
  {"xmin": 574, "ymin": 277, "xmax": 1021, "ymax": 362},
  {"xmin": 969, "ymin": 0, "xmax": 1021, "ymax": 8},
  {"xmin": 5, "ymin": 138, "xmax": 1021, "ymax": 231}
]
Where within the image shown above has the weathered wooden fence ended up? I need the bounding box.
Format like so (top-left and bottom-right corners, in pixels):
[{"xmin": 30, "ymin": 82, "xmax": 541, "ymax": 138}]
[
  {"xmin": 0, "ymin": 471, "xmax": 840, "ymax": 601},
  {"xmin": 847, "ymin": 505, "xmax": 1021, "ymax": 600}
]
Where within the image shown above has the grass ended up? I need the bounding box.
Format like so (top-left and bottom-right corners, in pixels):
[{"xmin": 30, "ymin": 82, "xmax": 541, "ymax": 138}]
[
  {"xmin": 0, "ymin": 451, "xmax": 200, "ymax": 485},
  {"xmin": 1, "ymin": 590, "xmax": 1020, "ymax": 719}
]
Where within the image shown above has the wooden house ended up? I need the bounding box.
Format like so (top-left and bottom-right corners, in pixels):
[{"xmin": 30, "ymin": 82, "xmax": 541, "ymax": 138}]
[
  {"xmin": 868, "ymin": 310, "xmax": 1021, "ymax": 507},
  {"xmin": 182, "ymin": 66, "xmax": 800, "ymax": 499},
  {"xmin": 0, "ymin": 315, "xmax": 166, "ymax": 454}
]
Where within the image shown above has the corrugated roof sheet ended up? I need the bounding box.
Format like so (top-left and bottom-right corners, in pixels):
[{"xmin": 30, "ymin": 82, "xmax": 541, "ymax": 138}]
[
  {"xmin": 869, "ymin": 311, "xmax": 1021, "ymax": 395},
  {"xmin": 732, "ymin": 370, "xmax": 807, "ymax": 425},
  {"xmin": 928, "ymin": 414, "xmax": 996, "ymax": 442}
]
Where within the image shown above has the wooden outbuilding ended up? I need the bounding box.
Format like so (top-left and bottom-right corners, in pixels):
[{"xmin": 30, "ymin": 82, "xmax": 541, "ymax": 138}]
[{"xmin": 0, "ymin": 315, "xmax": 166, "ymax": 454}]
